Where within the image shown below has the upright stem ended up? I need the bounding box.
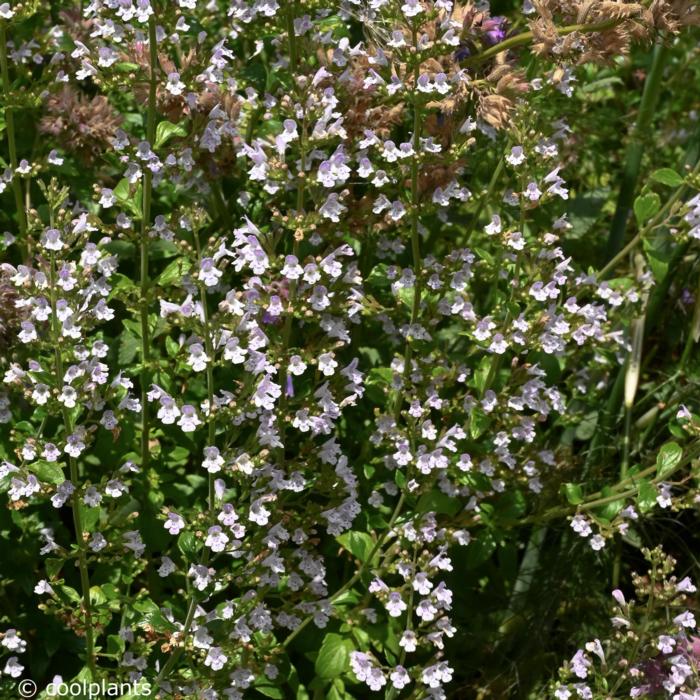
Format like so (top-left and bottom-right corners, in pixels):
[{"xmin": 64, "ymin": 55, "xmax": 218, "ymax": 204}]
[
  {"xmin": 286, "ymin": 2, "xmax": 298, "ymax": 73},
  {"xmin": 155, "ymin": 226, "xmax": 217, "ymax": 688},
  {"xmin": 465, "ymin": 153, "xmax": 505, "ymax": 243},
  {"xmin": 283, "ymin": 489, "xmax": 407, "ymax": 649},
  {"xmin": 278, "ymin": 9, "xmax": 305, "ymax": 450},
  {"xmin": 460, "ymin": 18, "xmax": 621, "ymax": 69},
  {"xmin": 193, "ymin": 228, "xmax": 217, "ymax": 510},
  {"xmin": 385, "ymin": 545, "xmax": 418, "ymax": 700},
  {"xmin": 139, "ymin": 16, "xmax": 158, "ymax": 471},
  {"xmin": 607, "ymin": 42, "xmax": 669, "ymax": 257},
  {"xmin": 393, "ymin": 26, "xmax": 423, "ymax": 421},
  {"xmin": 0, "ymin": 21, "xmax": 28, "ymax": 242},
  {"xmin": 49, "ymin": 253, "xmax": 96, "ymax": 677}
]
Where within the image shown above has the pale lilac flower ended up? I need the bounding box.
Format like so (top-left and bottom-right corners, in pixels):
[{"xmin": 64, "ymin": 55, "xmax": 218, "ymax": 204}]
[
  {"xmin": 205, "ymin": 525, "xmax": 229, "ymax": 552},
  {"xmin": 164, "ymin": 511, "xmax": 185, "ymax": 535}
]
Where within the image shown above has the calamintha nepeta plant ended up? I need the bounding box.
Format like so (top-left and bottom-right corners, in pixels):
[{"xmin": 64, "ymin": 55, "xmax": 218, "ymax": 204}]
[{"xmin": 0, "ymin": 0, "xmax": 700, "ymax": 698}]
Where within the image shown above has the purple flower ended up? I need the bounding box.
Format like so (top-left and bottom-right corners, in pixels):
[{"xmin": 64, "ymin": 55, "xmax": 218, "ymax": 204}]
[{"xmin": 482, "ymin": 17, "xmax": 507, "ymax": 46}]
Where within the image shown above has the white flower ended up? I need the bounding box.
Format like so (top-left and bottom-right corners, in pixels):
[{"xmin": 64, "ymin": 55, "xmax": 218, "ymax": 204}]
[
  {"xmin": 287, "ymin": 355, "xmax": 306, "ymax": 376},
  {"xmin": 1, "ymin": 629, "xmax": 26, "ymax": 653},
  {"xmin": 198, "ymin": 257, "xmax": 222, "ymax": 287},
  {"xmin": 318, "ymin": 353, "xmax": 338, "ymax": 376},
  {"xmin": 385, "ymin": 591, "xmax": 407, "ymax": 617},
  {"xmin": 165, "ymin": 71, "xmax": 186, "ymax": 96},
  {"xmin": 164, "ymin": 512, "xmax": 185, "ymax": 535},
  {"xmin": 319, "ymin": 193, "xmax": 346, "ymax": 222},
  {"xmin": 202, "ymin": 446, "xmax": 224, "ymax": 473},
  {"xmin": 158, "ymin": 556, "xmax": 176, "ymax": 577},
  {"xmin": 390, "ymin": 665, "xmax": 410, "ymax": 689},
  {"xmin": 177, "ymin": 404, "xmax": 201, "ymax": 432},
  {"xmin": 99, "ymin": 188, "xmax": 116, "ymax": 208},
  {"xmin": 506, "ymin": 146, "xmax": 526, "ymax": 166},
  {"xmin": 187, "ymin": 342, "xmax": 209, "ymax": 372},
  {"xmin": 401, "ymin": 0, "xmax": 423, "ymax": 17},
  {"xmin": 34, "ymin": 579, "xmax": 54, "ymax": 595},
  {"xmin": 205, "ymin": 525, "xmax": 229, "ymax": 552},
  {"xmin": 673, "ymin": 611, "xmax": 696, "ymax": 629},
  {"xmin": 204, "ymin": 646, "xmax": 227, "ymax": 671},
  {"xmin": 41, "ymin": 228, "xmax": 64, "ymax": 251},
  {"xmin": 589, "ymin": 534, "xmax": 605, "ymax": 551},
  {"xmin": 677, "ymin": 576, "xmax": 697, "ymax": 593},
  {"xmin": 3, "ymin": 656, "xmax": 23, "ymax": 678}
]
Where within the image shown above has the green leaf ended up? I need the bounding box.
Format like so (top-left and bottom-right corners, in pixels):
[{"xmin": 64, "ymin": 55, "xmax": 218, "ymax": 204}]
[
  {"xmin": 108, "ymin": 272, "xmax": 136, "ymax": 301},
  {"xmin": 633, "ymin": 192, "xmax": 661, "ymax": 227},
  {"xmin": 562, "ymin": 483, "xmax": 584, "ymax": 505},
  {"xmin": 597, "ymin": 486, "xmax": 625, "ymax": 522},
  {"xmin": 157, "ymin": 256, "xmax": 192, "ymax": 286},
  {"xmin": 165, "ymin": 335, "xmax": 181, "ymax": 358},
  {"xmin": 107, "ymin": 634, "xmax": 125, "ymax": 656},
  {"xmin": 315, "ymin": 633, "xmax": 352, "ymax": 679},
  {"xmin": 28, "ymin": 460, "xmax": 65, "ymax": 485},
  {"xmin": 574, "ymin": 412, "xmax": 598, "ymax": 441},
  {"xmin": 365, "ymin": 367, "xmax": 393, "ymax": 404},
  {"xmin": 651, "ymin": 168, "xmax": 684, "ymax": 187},
  {"xmin": 113, "ymin": 178, "xmax": 142, "ymax": 218},
  {"xmin": 118, "ymin": 329, "xmax": 140, "ymax": 365},
  {"xmin": 416, "ymin": 490, "xmax": 461, "ymax": 516},
  {"xmin": 155, "ymin": 120, "xmax": 187, "ymax": 148},
  {"xmin": 55, "ymin": 584, "xmax": 82, "ymax": 605},
  {"xmin": 134, "ymin": 599, "xmax": 178, "ymax": 632},
  {"xmin": 80, "ymin": 504, "xmax": 101, "ymax": 532},
  {"xmin": 465, "ymin": 531, "xmax": 497, "ymax": 569},
  {"xmin": 254, "ymin": 681, "xmax": 285, "ymax": 699},
  {"xmin": 469, "ymin": 407, "xmax": 490, "ymax": 440},
  {"xmin": 636, "ymin": 478, "xmax": 657, "ymax": 513},
  {"xmin": 495, "ymin": 489, "xmax": 526, "ymax": 521},
  {"xmin": 471, "ymin": 356, "xmax": 492, "ymax": 395},
  {"xmin": 656, "ymin": 442, "xmax": 682, "ymax": 479},
  {"xmin": 337, "ymin": 531, "xmax": 374, "ymax": 563},
  {"xmin": 395, "ymin": 286, "xmax": 414, "ymax": 310},
  {"xmin": 46, "ymin": 557, "xmax": 64, "ymax": 579},
  {"xmin": 177, "ymin": 531, "xmax": 200, "ymax": 561}
]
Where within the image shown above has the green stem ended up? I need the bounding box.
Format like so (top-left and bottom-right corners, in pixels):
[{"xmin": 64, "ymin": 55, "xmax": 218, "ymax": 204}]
[
  {"xmin": 283, "ymin": 489, "xmax": 407, "ymax": 649},
  {"xmin": 193, "ymin": 227, "xmax": 217, "ymax": 510},
  {"xmin": 139, "ymin": 16, "xmax": 158, "ymax": 471},
  {"xmin": 155, "ymin": 226, "xmax": 218, "ymax": 689},
  {"xmin": 385, "ymin": 545, "xmax": 418, "ymax": 700},
  {"xmin": 277, "ymin": 36, "xmax": 307, "ymax": 451},
  {"xmin": 607, "ymin": 42, "xmax": 669, "ymax": 257},
  {"xmin": 464, "ymin": 153, "xmax": 505, "ymax": 243},
  {"xmin": 0, "ymin": 21, "xmax": 27, "ymax": 243},
  {"xmin": 49, "ymin": 254, "xmax": 96, "ymax": 677},
  {"xmin": 393, "ymin": 26, "xmax": 423, "ymax": 421},
  {"xmin": 499, "ymin": 441, "xmax": 700, "ymax": 530},
  {"xmin": 461, "ymin": 18, "xmax": 622, "ymax": 69},
  {"xmin": 600, "ymin": 157, "xmax": 700, "ymax": 280},
  {"xmin": 286, "ymin": 2, "xmax": 298, "ymax": 72},
  {"xmin": 153, "ymin": 592, "xmax": 199, "ymax": 687}
]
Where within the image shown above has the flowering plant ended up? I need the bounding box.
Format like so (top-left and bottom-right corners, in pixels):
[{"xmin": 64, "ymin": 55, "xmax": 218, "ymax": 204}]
[{"xmin": 0, "ymin": 0, "xmax": 699, "ymax": 698}]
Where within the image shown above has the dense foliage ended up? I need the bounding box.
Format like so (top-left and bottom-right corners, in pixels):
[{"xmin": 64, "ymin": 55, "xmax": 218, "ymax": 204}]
[{"xmin": 1, "ymin": 0, "xmax": 700, "ymax": 698}]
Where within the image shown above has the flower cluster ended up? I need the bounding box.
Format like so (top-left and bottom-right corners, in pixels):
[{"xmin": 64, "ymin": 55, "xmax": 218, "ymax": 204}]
[
  {"xmin": 550, "ymin": 548, "xmax": 700, "ymax": 700},
  {"xmin": 0, "ymin": 0, "xmax": 699, "ymax": 697}
]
